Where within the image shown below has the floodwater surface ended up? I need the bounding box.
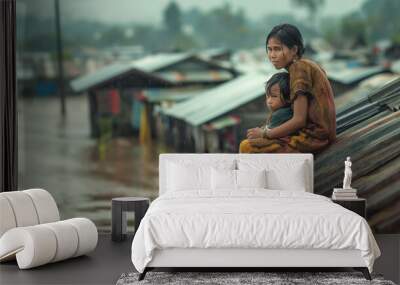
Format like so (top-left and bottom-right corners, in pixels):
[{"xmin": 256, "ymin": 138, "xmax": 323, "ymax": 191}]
[{"xmin": 18, "ymin": 95, "xmax": 166, "ymax": 232}]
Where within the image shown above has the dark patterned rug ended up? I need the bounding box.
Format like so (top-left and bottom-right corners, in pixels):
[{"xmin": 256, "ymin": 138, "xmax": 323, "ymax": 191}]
[{"xmin": 116, "ymin": 271, "xmax": 396, "ymax": 285}]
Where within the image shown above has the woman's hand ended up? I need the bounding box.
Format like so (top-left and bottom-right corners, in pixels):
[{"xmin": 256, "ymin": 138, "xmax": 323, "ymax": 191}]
[{"xmin": 247, "ymin": 127, "xmax": 265, "ymax": 139}]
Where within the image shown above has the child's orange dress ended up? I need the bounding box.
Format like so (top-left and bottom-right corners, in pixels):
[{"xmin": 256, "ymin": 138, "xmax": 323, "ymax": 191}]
[{"xmin": 239, "ymin": 58, "xmax": 336, "ymax": 153}]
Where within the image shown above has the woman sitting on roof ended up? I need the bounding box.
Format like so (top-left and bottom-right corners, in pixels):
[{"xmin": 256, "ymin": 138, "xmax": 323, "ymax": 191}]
[{"xmin": 239, "ymin": 23, "xmax": 336, "ymax": 153}]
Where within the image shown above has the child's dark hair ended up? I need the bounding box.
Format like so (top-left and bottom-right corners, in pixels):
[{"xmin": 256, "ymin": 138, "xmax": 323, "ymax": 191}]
[
  {"xmin": 265, "ymin": 72, "xmax": 290, "ymax": 104},
  {"xmin": 266, "ymin": 24, "xmax": 305, "ymax": 57}
]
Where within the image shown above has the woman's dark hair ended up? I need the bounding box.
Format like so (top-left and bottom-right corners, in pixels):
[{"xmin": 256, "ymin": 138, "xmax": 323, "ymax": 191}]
[
  {"xmin": 265, "ymin": 72, "xmax": 290, "ymax": 104},
  {"xmin": 266, "ymin": 23, "xmax": 305, "ymax": 57}
]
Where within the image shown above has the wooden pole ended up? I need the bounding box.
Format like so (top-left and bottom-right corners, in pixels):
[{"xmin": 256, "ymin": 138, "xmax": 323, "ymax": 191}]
[{"xmin": 55, "ymin": 0, "xmax": 66, "ymax": 116}]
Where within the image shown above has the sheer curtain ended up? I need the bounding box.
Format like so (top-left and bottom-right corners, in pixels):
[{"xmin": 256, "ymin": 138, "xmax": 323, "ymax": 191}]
[{"xmin": 0, "ymin": 0, "xmax": 17, "ymax": 192}]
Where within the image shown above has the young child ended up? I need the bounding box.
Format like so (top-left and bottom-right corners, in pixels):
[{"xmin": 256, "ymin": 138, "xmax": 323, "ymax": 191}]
[{"xmin": 262, "ymin": 72, "xmax": 293, "ymax": 133}]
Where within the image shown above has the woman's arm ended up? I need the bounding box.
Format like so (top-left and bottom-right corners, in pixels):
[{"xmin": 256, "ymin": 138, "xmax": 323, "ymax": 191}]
[{"xmin": 265, "ymin": 94, "xmax": 308, "ymax": 139}]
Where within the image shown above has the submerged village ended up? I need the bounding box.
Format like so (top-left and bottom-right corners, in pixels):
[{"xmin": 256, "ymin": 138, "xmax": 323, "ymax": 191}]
[
  {"xmin": 15, "ymin": 0, "xmax": 400, "ymax": 234},
  {"xmin": 18, "ymin": 41, "xmax": 400, "ymax": 234}
]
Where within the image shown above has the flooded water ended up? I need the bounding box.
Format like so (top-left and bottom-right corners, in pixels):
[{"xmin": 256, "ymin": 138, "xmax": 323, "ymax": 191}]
[{"xmin": 18, "ymin": 95, "xmax": 168, "ymax": 232}]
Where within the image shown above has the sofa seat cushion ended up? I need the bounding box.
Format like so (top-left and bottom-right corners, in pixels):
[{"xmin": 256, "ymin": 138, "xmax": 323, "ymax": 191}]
[{"xmin": 0, "ymin": 218, "xmax": 98, "ymax": 269}]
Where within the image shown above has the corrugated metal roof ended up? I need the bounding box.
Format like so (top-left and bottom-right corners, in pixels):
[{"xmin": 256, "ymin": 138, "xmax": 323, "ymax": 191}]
[
  {"xmin": 142, "ymin": 88, "xmax": 204, "ymax": 103},
  {"xmin": 327, "ymin": 65, "xmax": 388, "ymax": 85},
  {"xmin": 336, "ymin": 101, "xmax": 385, "ymax": 134},
  {"xmin": 155, "ymin": 70, "xmax": 233, "ymax": 83},
  {"xmin": 70, "ymin": 53, "xmax": 194, "ymax": 92},
  {"xmin": 71, "ymin": 62, "xmax": 135, "ymax": 92},
  {"xmin": 391, "ymin": 59, "xmax": 400, "ymax": 73},
  {"xmin": 71, "ymin": 52, "xmax": 239, "ymax": 93},
  {"xmin": 203, "ymin": 115, "xmax": 240, "ymax": 131},
  {"xmin": 368, "ymin": 76, "xmax": 400, "ymax": 111},
  {"xmin": 335, "ymin": 73, "xmax": 399, "ymax": 112},
  {"xmin": 314, "ymin": 77, "xmax": 400, "ymax": 233},
  {"xmin": 162, "ymin": 72, "xmax": 269, "ymax": 126},
  {"xmin": 199, "ymin": 48, "xmax": 231, "ymax": 61},
  {"xmin": 130, "ymin": 53, "xmax": 192, "ymax": 72},
  {"xmin": 335, "ymin": 77, "xmax": 400, "ymax": 134}
]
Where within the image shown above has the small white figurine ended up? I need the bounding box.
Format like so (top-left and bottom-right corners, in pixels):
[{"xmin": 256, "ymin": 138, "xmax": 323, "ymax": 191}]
[{"xmin": 343, "ymin": 156, "xmax": 353, "ymax": 189}]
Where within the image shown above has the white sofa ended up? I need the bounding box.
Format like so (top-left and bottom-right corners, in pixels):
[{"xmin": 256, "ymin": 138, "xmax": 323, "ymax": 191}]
[
  {"xmin": 132, "ymin": 154, "xmax": 379, "ymax": 281},
  {"xmin": 0, "ymin": 189, "xmax": 98, "ymax": 269}
]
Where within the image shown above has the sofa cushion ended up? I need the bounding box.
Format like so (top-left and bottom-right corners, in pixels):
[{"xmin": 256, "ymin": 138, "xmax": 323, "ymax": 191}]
[
  {"xmin": 0, "ymin": 191, "xmax": 39, "ymax": 227},
  {"xmin": 0, "ymin": 189, "xmax": 60, "ymax": 238},
  {"xmin": 0, "ymin": 218, "xmax": 98, "ymax": 269},
  {"xmin": 0, "ymin": 196, "xmax": 17, "ymax": 237},
  {"xmin": 24, "ymin": 189, "xmax": 60, "ymax": 224}
]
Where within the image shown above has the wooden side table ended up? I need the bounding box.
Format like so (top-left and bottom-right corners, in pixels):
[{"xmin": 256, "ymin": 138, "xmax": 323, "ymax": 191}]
[
  {"xmin": 332, "ymin": 198, "xmax": 366, "ymax": 218},
  {"xmin": 112, "ymin": 197, "xmax": 150, "ymax": 242}
]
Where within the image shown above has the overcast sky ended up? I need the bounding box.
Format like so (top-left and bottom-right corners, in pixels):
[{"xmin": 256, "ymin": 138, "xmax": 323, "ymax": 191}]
[{"xmin": 19, "ymin": 0, "xmax": 366, "ymax": 24}]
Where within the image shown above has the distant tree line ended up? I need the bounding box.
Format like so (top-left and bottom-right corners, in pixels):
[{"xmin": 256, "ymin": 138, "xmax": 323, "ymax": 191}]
[
  {"xmin": 17, "ymin": 0, "xmax": 400, "ymax": 54},
  {"xmin": 321, "ymin": 0, "xmax": 400, "ymax": 48}
]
